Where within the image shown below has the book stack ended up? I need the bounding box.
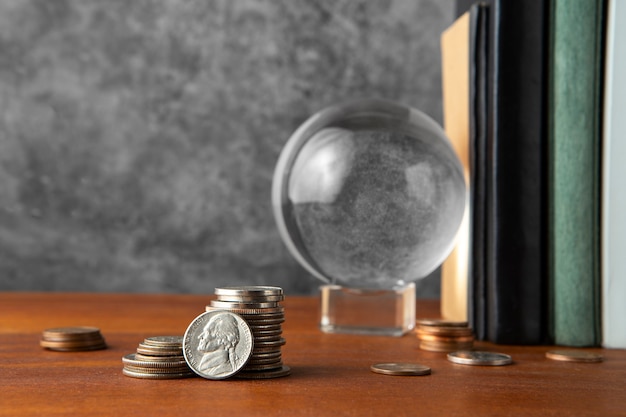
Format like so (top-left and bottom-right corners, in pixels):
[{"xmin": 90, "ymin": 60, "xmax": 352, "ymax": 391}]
[{"xmin": 440, "ymin": 0, "xmax": 624, "ymax": 348}]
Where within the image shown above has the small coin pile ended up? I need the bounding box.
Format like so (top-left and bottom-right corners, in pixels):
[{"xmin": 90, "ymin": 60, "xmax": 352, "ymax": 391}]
[
  {"xmin": 40, "ymin": 326, "xmax": 107, "ymax": 352},
  {"xmin": 205, "ymin": 286, "xmax": 290, "ymax": 379},
  {"xmin": 122, "ymin": 336, "xmax": 195, "ymax": 379},
  {"xmin": 415, "ymin": 319, "xmax": 474, "ymax": 352}
]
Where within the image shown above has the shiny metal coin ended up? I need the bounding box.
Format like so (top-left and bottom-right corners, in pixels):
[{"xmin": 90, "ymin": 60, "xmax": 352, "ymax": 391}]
[
  {"xmin": 214, "ymin": 286, "xmax": 284, "ymax": 297},
  {"xmin": 183, "ymin": 310, "xmax": 254, "ymax": 380},
  {"xmin": 143, "ymin": 336, "xmax": 183, "ymax": 347},
  {"xmin": 235, "ymin": 365, "xmax": 291, "ymax": 379},
  {"xmin": 545, "ymin": 350, "xmax": 603, "ymax": 363},
  {"xmin": 40, "ymin": 326, "xmax": 107, "ymax": 351},
  {"xmin": 40, "ymin": 339, "xmax": 104, "ymax": 348},
  {"xmin": 205, "ymin": 305, "xmax": 285, "ymax": 316},
  {"xmin": 210, "ymin": 300, "xmax": 279, "ymax": 309},
  {"xmin": 216, "ymin": 294, "xmax": 285, "ymax": 302},
  {"xmin": 40, "ymin": 341, "xmax": 107, "ymax": 351},
  {"xmin": 243, "ymin": 317, "xmax": 286, "ymax": 326},
  {"xmin": 249, "ymin": 350, "xmax": 282, "ymax": 359},
  {"xmin": 417, "ymin": 319, "xmax": 469, "ymax": 327},
  {"xmin": 247, "ymin": 323, "xmax": 283, "ymax": 332},
  {"xmin": 136, "ymin": 343, "xmax": 182, "ymax": 356},
  {"xmin": 416, "ymin": 326, "xmax": 474, "ymax": 336},
  {"xmin": 123, "ymin": 364, "xmax": 192, "ymax": 374},
  {"xmin": 243, "ymin": 361, "xmax": 284, "ymax": 371},
  {"xmin": 418, "ymin": 341, "xmax": 474, "ymax": 352},
  {"xmin": 247, "ymin": 356, "xmax": 284, "ymax": 366},
  {"xmin": 122, "ymin": 353, "xmax": 189, "ymax": 368},
  {"xmin": 447, "ymin": 351, "xmax": 513, "ymax": 366},
  {"xmin": 253, "ymin": 337, "xmax": 286, "ymax": 348},
  {"xmin": 370, "ymin": 363, "xmax": 431, "ymax": 376},
  {"xmin": 42, "ymin": 326, "xmax": 102, "ymax": 340},
  {"xmin": 134, "ymin": 352, "xmax": 186, "ymax": 362},
  {"xmin": 122, "ymin": 368, "xmax": 195, "ymax": 379},
  {"xmin": 253, "ymin": 334, "xmax": 284, "ymax": 342},
  {"xmin": 417, "ymin": 333, "xmax": 475, "ymax": 343}
]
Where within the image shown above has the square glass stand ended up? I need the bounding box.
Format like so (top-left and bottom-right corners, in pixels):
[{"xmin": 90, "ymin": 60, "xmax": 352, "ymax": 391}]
[{"xmin": 319, "ymin": 283, "xmax": 415, "ymax": 336}]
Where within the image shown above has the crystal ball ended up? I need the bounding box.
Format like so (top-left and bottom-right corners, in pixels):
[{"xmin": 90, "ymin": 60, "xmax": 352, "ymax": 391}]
[{"xmin": 272, "ymin": 99, "xmax": 466, "ymax": 289}]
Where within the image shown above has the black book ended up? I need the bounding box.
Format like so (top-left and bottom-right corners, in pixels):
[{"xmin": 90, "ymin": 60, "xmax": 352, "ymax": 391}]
[
  {"xmin": 467, "ymin": 3, "xmax": 488, "ymax": 341},
  {"xmin": 457, "ymin": 0, "xmax": 549, "ymax": 344}
]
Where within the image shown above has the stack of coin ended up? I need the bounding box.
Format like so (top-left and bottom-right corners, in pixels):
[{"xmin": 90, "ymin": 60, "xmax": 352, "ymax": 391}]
[
  {"xmin": 205, "ymin": 286, "xmax": 291, "ymax": 379},
  {"xmin": 40, "ymin": 326, "xmax": 107, "ymax": 352},
  {"xmin": 415, "ymin": 319, "xmax": 474, "ymax": 352},
  {"xmin": 122, "ymin": 336, "xmax": 195, "ymax": 379}
]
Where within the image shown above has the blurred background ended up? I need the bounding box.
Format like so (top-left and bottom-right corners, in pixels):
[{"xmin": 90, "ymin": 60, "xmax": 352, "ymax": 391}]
[{"xmin": 0, "ymin": 0, "xmax": 455, "ymax": 296}]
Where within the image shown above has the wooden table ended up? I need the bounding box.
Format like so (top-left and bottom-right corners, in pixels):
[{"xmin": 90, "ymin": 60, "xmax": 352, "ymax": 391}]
[{"xmin": 1, "ymin": 292, "xmax": 625, "ymax": 416}]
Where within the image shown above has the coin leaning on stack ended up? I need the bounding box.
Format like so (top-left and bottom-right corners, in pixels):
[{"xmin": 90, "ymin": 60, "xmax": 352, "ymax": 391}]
[
  {"xmin": 415, "ymin": 319, "xmax": 475, "ymax": 352},
  {"xmin": 40, "ymin": 326, "xmax": 107, "ymax": 352},
  {"xmin": 122, "ymin": 336, "xmax": 195, "ymax": 379},
  {"xmin": 204, "ymin": 286, "xmax": 290, "ymax": 379}
]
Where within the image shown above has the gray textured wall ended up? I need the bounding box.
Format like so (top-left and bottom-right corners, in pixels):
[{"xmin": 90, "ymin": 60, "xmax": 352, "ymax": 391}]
[{"xmin": 0, "ymin": 0, "xmax": 454, "ymax": 295}]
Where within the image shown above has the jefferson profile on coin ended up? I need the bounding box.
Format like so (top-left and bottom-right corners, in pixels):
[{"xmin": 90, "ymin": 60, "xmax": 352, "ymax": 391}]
[{"xmin": 197, "ymin": 313, "xmax": 241, "ymax": 376}]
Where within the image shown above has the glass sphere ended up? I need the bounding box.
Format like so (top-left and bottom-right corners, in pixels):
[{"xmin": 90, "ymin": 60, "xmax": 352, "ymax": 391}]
[{"xmin": 272, "ymin": 99, "xmax": 466, "ymax": 289}]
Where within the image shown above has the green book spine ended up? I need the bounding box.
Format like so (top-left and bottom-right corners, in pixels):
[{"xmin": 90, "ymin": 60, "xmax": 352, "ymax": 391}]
[{"xmin": 548, "ymin": 0, "xmax": 604, "ymax": 346}]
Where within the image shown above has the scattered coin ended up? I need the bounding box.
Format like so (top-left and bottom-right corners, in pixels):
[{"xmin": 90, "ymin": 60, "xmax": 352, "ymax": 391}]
[
  {"xmin": 447, "ymin": 351, "xmax": 513, "ymax": 366},
  {"xmin": 40, "ymin": 326, "xmax": 106, "ymax": 352},
  {"xmin": 546, "ymin": 350, "xmax": 603, "ymax": 363},
  {"xmin": 183, "ymin": 310, "xmax": 254, "ymax": 380},
  {"xmin": 370, "ymin": 363, "xmax": 432, "ymax": 376}
]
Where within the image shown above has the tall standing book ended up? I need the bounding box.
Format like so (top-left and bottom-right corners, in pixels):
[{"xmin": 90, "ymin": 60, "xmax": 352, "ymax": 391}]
[
  {"xmin": 456, "ymin": 0, "xmax": 548, "ymax": 344},
  {"xmin": 548, "ymin": 0, "xmax": 604, "ymax": 347},
  {"xmin": 601, "ymin": 0, "xmax": 626, "ymax": 349},
  {"xmin": 440, "ymin": 3, "xmax": 488, "ymax": 339},
  {"xmin": 440, "ymin": 9, "xmax": 470, "ymax": 323}
]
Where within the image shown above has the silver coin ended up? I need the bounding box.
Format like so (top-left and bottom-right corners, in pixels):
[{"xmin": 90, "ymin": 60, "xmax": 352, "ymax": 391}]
[
  {"xmin": 247, "ymin": 324, "xmax": 283, "ymax": 332},
  {"xmin": 216, "ymin": 294, "xmax": 285, "ymax": 302},
  {"xmin": 447, "ymin": 351, "xmax": 513, "ymax": 366},
  {"xmin": 122, "ymin": 368, "xmax": 195, "ymax": 379},
  {"xmin": 243, "ymin": 360, "xmax": 284, "ymax": 371},
  {"xmin": 248, "ymin": 350, "xmax": 282, "ymax": 359},
  {"xmin": 123, "ymin": 364, "xmax": 192, "ymax": 374},
  {"xmin": 370, "ymin": 363, "xmax": 431, "ymax": 376},
  {"xmin": 136, "ymin": 343, "xmax": 182, "ymax": 356},
  {"xmin": 134, "ymin": 353, "xmax": 186, "ymax": 362},
  {"xmin": 183, "ymin": 310, "xmax": 254, "ymax": 380},
  {"xmin": 205, "ymin": 305, "xmax": 285, "ymax": 316},
  {"xmin": 214, "ymin": 286, "xmax": 284, "ymax": 297},
  {"xmin": 247, "ymin": 356, "xmax": 284, "ymax": 366},
  {"xmin": 122, "ymin": 353, "xmax": 189, "ymax": 368},
  {"xmin": 210, "ymin": 300, "xmax": 280, "ymax": 309},
  {"xmin": 143, "ymin": 336, "xmax": 183, "ymax": 347},
  {"xmin": 234, "ymin": 365, "xmax": 291, "ymax": 379}
]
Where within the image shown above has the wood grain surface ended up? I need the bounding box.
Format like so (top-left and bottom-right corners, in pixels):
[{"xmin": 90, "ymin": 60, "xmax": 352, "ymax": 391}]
[{"xmin": 1, "ymin": 293, "xmax": 624, "ymax": 416}]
